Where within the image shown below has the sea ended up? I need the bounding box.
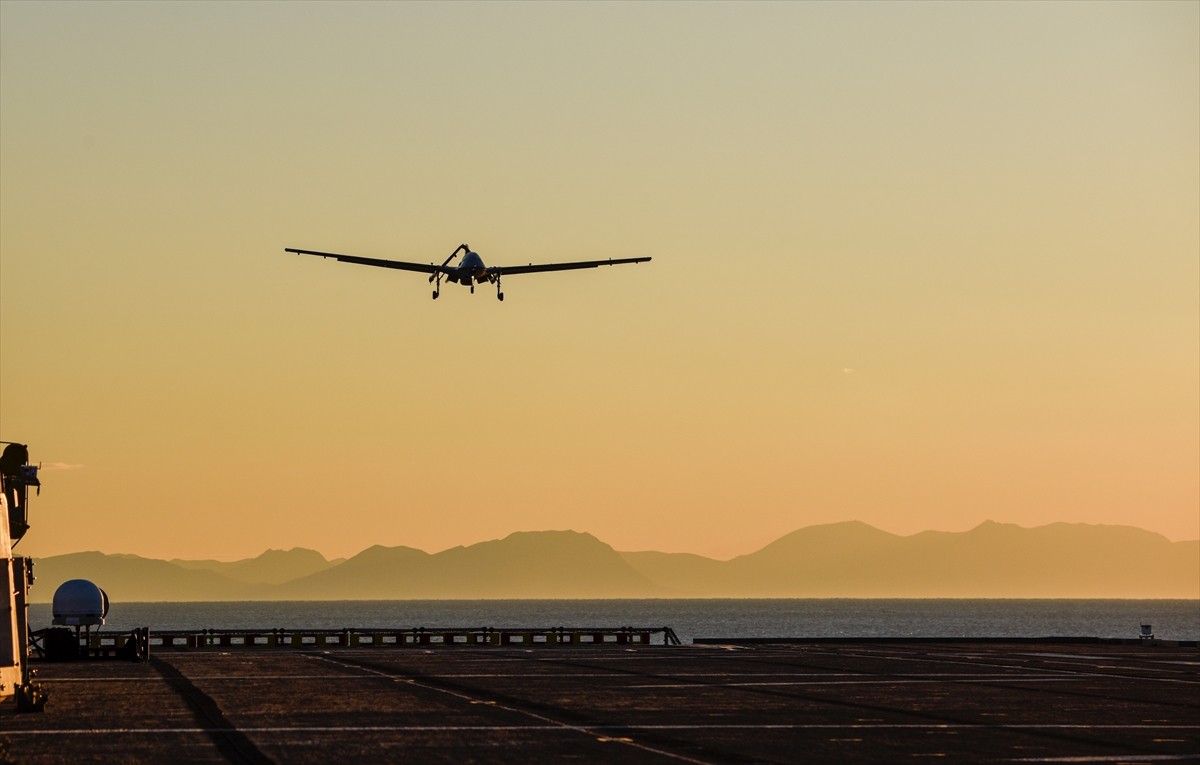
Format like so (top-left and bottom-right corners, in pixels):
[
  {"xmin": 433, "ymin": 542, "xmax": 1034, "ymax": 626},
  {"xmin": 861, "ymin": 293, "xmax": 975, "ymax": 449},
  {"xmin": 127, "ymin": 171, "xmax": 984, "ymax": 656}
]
[{"xmin": 27, "ymin": 599, "xmax": 1200, "ymax": 644}]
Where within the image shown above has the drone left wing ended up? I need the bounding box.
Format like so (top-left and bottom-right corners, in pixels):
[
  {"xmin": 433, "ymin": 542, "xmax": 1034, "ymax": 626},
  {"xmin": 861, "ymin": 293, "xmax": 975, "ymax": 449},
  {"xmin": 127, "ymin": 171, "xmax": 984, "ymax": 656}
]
[
  {"xmin": 285, "ymin": 248, "xmax": 442, "ymax": 275},
  {"xmin": 493, "ymin": 256, "xmax": 651, "ymax": 275}
]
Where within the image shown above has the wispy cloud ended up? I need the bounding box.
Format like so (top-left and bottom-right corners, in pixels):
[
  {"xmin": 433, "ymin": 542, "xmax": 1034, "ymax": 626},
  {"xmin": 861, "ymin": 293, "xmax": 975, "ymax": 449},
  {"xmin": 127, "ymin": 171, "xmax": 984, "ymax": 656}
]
[{"xmin": 38, "ymin": 462, "xmax": 85, "ymax": 470}]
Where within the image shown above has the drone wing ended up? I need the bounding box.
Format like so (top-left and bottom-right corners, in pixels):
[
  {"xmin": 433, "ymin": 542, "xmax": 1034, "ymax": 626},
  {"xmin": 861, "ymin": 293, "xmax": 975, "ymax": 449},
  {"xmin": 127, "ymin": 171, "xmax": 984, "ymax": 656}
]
[
  {"xmin": 493, "ymin": 256, "xmax": 651, "ymax": 276},
  {"xmin": 285, "ymin": 248, "xmax": 444, "ymax": 275}
]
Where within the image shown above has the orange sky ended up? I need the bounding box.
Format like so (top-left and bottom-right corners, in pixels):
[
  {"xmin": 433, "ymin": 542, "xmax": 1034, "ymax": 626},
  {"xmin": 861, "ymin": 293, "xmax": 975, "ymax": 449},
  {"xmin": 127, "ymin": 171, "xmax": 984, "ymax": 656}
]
[{"xmin": 2, "ymin": 1, "xmax": 1197, "ymax": 562}]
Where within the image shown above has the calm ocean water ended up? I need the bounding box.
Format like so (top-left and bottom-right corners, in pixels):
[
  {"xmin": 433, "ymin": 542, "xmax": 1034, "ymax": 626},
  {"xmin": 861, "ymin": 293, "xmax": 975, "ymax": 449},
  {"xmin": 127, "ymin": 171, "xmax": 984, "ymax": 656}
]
[{"xmin": 27, "ymin": 599, "xmax": 1200, "ymax": 644}]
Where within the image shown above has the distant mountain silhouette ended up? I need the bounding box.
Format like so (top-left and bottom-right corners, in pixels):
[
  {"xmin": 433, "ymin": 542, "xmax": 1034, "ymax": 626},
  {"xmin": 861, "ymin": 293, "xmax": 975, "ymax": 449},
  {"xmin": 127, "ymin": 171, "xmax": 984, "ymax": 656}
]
[
  {"xmin": 171, "ymin": 547, "xmax": 341, "ymax": 585},
  {"xmin": 35, "ymin": 552, "xmax": 261, "ymax": 602},
  {"xmin": 617, "ymin": 550, "xmax": 736, "ymax": 596},
  {"xmin": 274, "ymin": 531, "xmax": 663, "ymax": 599},
  {"xmin": 27, "ymin": 522, "xmax": 1199, "ymax": 602},
  {"xmin": 715, "ymin": 521, "xmax": 1199, "ymax": 598},
  {"xmin": 273, "ymin": 544, "xmax": 433, "ymax": 599}
]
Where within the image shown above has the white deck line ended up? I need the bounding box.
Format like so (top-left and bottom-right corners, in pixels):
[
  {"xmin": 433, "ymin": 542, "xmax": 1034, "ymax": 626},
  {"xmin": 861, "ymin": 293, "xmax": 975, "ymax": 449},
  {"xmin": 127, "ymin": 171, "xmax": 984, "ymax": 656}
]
[{"xmin": 5, "ymin": 723, "xmax": 1198, "ymax": 736}]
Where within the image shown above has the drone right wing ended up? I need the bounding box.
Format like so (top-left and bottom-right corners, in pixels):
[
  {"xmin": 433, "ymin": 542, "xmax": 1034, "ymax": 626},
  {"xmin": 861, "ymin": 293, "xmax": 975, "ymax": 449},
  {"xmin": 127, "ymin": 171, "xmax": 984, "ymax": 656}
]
[{"xmin": 493, "ymin": 256, "xmax": 651, "ymax": 276}]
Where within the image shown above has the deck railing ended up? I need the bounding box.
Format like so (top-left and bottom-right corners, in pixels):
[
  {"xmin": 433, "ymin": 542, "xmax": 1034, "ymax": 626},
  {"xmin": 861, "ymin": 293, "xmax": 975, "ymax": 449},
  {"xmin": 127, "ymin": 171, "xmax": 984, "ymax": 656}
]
[
  {"xmin": 150, "ymin": 626, "xmax": 682, "ymax": 649},
  {"xmin": 54, "ymin": 625, "xmax": 683, "ymax": 655}
]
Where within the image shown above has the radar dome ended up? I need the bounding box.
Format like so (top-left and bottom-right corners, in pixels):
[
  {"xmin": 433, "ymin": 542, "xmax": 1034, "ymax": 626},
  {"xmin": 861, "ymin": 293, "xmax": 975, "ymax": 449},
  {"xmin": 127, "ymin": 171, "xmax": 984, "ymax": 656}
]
[{"xmin": 52, "ymin": 579, "xmax": 109, "ymax": 626}]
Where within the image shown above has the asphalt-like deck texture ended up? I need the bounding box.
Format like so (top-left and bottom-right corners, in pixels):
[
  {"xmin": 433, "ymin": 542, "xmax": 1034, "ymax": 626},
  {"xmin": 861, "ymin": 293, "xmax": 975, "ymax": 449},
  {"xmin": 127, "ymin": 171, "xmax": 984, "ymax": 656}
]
[{"xmin": 2, "ymin": 641, "xmax": 1197, "ymax": 763}]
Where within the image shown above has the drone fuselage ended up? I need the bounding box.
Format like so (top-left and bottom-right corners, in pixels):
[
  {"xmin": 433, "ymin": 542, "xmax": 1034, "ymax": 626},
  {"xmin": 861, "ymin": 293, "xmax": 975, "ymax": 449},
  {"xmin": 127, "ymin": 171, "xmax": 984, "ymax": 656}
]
[{"xmin": 446, "ymin": 250, "xmax": 493, "ymax": 286}]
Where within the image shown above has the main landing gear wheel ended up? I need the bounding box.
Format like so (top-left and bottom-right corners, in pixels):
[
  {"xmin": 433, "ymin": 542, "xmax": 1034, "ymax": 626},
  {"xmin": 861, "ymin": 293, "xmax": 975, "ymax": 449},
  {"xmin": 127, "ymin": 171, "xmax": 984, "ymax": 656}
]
[
  {"xmin": 498, "ymin": 292, "xmax": 504, "ymax": 301},
  {"xmin": 427, "ymin": 243, "xmax": 465, "ymax": 302}
]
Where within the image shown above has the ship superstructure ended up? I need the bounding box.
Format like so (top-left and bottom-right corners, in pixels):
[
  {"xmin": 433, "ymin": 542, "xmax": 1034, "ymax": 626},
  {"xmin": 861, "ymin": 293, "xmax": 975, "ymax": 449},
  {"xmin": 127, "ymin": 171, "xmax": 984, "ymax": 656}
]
[{"xmin": 1, "ymin": 442, "xmax": 39, "ymax": 706}]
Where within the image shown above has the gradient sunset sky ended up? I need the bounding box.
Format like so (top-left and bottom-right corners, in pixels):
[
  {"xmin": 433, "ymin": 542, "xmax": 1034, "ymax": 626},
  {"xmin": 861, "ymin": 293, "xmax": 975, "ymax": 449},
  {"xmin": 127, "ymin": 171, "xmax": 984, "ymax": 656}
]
[{"xmin": 2, "ymin": 1, "xmax": 1196, "ymax": 562}]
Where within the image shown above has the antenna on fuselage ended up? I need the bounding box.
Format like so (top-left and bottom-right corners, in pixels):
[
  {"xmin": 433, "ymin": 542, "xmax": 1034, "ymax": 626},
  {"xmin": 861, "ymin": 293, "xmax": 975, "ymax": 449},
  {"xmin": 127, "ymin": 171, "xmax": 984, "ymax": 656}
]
[{"xmin": 429, "ymin": 243, "xmax": 469, "ymax": 284}]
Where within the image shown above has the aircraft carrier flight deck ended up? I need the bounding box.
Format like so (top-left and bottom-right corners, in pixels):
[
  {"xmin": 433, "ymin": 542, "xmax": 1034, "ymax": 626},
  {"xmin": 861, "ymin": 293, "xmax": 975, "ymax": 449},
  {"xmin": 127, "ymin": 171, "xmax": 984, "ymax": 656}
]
[{"xmin": 3, "ymin": 638, "xmax": 1197, "ymax": 764}]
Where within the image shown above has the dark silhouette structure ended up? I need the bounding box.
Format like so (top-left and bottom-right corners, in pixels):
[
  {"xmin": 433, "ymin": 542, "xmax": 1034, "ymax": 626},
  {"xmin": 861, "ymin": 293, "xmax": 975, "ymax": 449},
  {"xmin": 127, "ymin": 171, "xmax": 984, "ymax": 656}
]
[
  {"xmin": 285, "ymin": 243, "xmax": 650, "ymax": 300},
  {"xmin": 0, "ymin": 442, "xmax": 38, "ymax": 543},
  {"xmin": 2, "ymin": 440, "xmax": 40, "ymax": 710}
]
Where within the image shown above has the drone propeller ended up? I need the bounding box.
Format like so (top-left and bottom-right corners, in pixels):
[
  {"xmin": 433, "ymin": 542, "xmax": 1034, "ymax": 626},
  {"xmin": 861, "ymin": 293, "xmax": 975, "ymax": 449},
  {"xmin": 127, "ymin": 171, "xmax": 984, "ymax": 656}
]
[{"xmin": 429, "ymin": 243, "xmax": 469, "ymax": 283}]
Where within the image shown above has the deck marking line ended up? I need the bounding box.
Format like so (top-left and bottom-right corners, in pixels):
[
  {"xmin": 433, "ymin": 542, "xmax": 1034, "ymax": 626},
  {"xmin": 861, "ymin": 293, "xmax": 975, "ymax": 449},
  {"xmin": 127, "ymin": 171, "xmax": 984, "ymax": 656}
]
[
  {"xmin": 803, "ymin": 648, "xmax": 1200, "ymax": 686},
  {"xmin": 308, "ymin": 652, "xmax": 715, "ymax": 765},
  {"xmin": 6, "ymin": 724, "xmax": 1198, "ymax": 736},
  {"xmin": 1008, "ymin": 756, "xmax": 1200, "ymax": 762},
  {"xmin": 629, "ymin": 677, "xmax": 1088, "ymax": 689}
]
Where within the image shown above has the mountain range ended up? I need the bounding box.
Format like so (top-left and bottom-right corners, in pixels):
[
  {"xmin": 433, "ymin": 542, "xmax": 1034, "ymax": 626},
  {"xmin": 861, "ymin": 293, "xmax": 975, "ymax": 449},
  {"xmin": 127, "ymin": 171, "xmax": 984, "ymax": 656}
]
[{"xmin": 26, "ymin": 521, "xmax": 1200, "ymax": 602}]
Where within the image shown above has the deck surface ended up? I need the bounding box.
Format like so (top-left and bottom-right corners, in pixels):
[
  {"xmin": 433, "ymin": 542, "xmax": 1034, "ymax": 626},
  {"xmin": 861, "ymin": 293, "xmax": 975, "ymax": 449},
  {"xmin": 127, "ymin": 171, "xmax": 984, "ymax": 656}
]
[{"xmin": 3, "ymin": 641, "xmax": 1198, "ymax": 763}]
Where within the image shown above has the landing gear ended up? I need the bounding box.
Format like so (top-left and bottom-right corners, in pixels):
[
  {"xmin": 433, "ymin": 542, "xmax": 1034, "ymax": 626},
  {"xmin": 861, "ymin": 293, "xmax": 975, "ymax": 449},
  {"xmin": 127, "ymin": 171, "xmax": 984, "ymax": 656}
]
[
  {"xmin": 495, "ymin": 274, "xmax": 504, "ymax": 301},
  {"xmin": 428, "ymin": 244, "xmax": 467, "ymax": 301}
]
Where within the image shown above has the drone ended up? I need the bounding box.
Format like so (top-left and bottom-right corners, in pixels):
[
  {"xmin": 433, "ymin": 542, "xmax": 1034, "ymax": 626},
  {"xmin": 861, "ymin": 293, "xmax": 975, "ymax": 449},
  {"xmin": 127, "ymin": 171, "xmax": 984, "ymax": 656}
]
[{"xmin": 286, "ymin": 244, "xmax": 650, "ymax": 301}]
